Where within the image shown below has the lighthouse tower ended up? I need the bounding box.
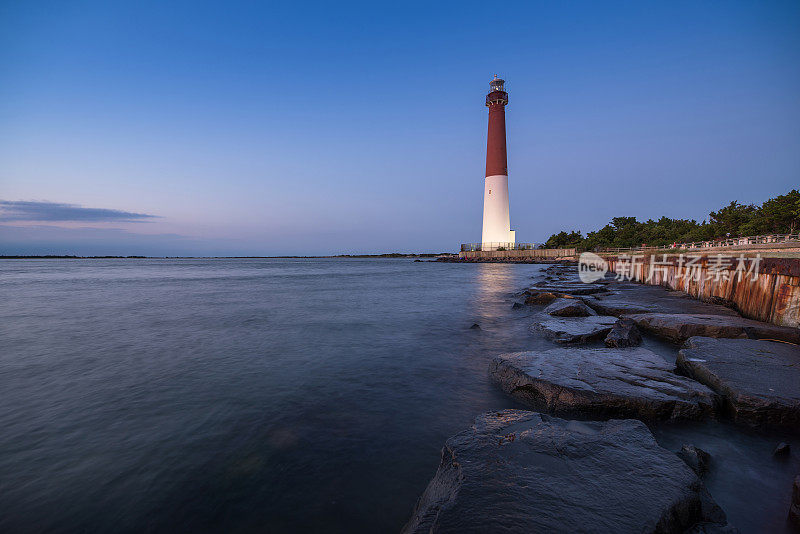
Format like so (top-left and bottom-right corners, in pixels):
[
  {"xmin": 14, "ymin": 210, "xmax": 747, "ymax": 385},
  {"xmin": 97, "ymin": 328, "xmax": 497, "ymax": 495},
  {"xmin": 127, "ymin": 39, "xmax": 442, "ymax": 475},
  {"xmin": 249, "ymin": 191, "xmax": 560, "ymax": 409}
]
[{"xmin": 481, "ymin": 75, "xmax": 515, "ymax": 250}]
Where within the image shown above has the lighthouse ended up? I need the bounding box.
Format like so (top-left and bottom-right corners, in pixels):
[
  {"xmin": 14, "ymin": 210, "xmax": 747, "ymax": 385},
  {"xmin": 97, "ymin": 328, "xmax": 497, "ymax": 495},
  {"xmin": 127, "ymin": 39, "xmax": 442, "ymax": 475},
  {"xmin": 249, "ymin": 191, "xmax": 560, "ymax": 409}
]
[{"xmin": 481, "ymin": 75, "xmax": 515, "ymax": 250}]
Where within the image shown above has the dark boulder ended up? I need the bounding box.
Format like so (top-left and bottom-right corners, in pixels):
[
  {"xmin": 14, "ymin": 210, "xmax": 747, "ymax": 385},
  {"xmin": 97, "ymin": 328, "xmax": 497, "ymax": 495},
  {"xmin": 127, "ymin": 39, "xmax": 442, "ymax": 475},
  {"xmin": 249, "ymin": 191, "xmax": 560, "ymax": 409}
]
[
  {"xmin": 490, "ymin": 347, "xmax": 716, "ymax": 421},
  {"xmin": 789, "ymin": 475, "xmax": 800, "ymax": 530},
  {"xmin": 709, "ymin": 296, "xmax": 737, "ymax": 309},
  {"xmin": 677, "ymin": 337, "xmax": 800, "ymax": 430},
  {"xmin": 544, "ymin": 298, "xmax": 597, "ymax": 317},
  {"xmin": 524, "ymin": 290, "xmax": 560, "ymax": 305},
  {"xmin": 469, "ymin": 323, "xmax": 481, "ymax": 330},
  {"xmin": 511, "ymin": 301, "xmax": 524, "ymax": 309},
  {"xmin": 532, "ymin": 315, "xmax": 619, "ymax": 343},
  {"xmin": 402, "ymin": 410, "xmax": 731, "ymax": 533},
  {"xmin": 605, "ymin": 317, "xmax": 643, "ymax": 347},
  {"xmin": 677, "ymin": 444, "xmax": 711, "ymax": 476},
  {"xmin": 774, "ymin": 442, "xmax": 791, "ymax": 458}
]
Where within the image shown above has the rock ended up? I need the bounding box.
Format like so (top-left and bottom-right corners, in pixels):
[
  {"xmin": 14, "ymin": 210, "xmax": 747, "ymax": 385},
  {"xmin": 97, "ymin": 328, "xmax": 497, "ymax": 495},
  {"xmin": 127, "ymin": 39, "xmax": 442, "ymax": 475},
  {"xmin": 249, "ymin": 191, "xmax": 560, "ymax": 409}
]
[
  {"xmin": 677, "ymin": 337, "xmax": 800, "ymax": 429},
  {"xmin": 532, "ymin": 282, "xmax": 608, "ymax": 295},
  {"xmin": 544, "ymin": 298, "xmax": 597, "ymax": 317},
  {"xmin": 532, "ymin": 315, "xmax": 619, "ymax": 343},
  {"xmin": 789, "ymin": 475, "xmax": 800, "ymax": 530},
  {"xmin": 469, "ymin": 323, "xmax": 481, "ymax": 330},
  {"xmin": 677, "ymin": 444, "xmax": 711, "ymax": 476},
  {"xmin": 511, "ymin": 301, "xmax": 524, "ymax": 309},
  {"xmin": 685, "ymin": 523, "xmax": 740, "ymax": 534},
  {"xmin": 774, "ymin": 442, "xmax": 791, "ymax": 458},
  {"xmin": 524, "ymin": 290, "xmax": 560, "ymax": 305},
  {"xmin": 709, "ymin": 296, "xmax": 737, "ymax": 309},
  {"xmin": 585, "ymin": 283, "xmax": 740, "ymax": 317},
  {"xmin": 544, "ymin": 264, "xmax": 573, "ymax": 274},
  {"xmin": 627, "ymin": 313, "xmax": 800, "ymax": 344},
  {"xmin": 490, "ymin": 347, "xmax": 716, "ymax": 421},
  {"xmin": 605, "ymin": 317, "xmax": 643, "ymax": 347},
  {"xmin": 402, "ymin": 410, "xmax": 731, "ymax": 534}
]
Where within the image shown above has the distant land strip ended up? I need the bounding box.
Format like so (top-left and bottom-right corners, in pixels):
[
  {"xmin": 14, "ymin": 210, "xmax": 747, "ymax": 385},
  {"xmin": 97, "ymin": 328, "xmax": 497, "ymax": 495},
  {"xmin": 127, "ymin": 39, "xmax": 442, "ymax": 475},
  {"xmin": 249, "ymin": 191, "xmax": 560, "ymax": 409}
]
[{"xmin": 0, "ymin": 253, "xmax": 457, "ymax": 259}]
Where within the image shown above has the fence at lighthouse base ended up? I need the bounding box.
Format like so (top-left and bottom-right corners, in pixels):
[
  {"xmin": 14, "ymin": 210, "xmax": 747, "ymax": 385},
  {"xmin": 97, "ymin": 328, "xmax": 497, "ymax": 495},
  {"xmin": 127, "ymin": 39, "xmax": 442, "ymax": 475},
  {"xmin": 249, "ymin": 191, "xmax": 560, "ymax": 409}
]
[
  {"xmin": 459, "ymin": 244, "xmax": 576, "ymax": 260},
  {"xmin": 460, "ymin": 242, "xmax": 537, "ymax": 252}
]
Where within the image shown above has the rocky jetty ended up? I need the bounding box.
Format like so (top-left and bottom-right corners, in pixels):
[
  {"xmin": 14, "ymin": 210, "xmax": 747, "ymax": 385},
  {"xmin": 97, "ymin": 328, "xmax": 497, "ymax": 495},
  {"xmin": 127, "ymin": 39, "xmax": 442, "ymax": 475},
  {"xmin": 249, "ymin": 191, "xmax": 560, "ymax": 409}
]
[
  {"xmin": 627, "ymin": 313, "xmax": 800, "ymax": 344},
  {"xmin": 419, "ymin": 261, "xmax": 798, "ymax": 531},
  {"xmin": 531, "ymin": 315, "xmax": 619, "ymax": 343},
  {"xmin": 677, "ymin": 337, "xmax": 800, "ymax": 429},
  {"xmin": 531, "ymin": 264, "xmax": 610, "ymax": 297},
  {"xmin": 402, "ymin": 410, "xmax": 731, "ymax": 534},
  {"xmin": 490, "ymin": 347, "xmax": 716, "ymax": 421}
]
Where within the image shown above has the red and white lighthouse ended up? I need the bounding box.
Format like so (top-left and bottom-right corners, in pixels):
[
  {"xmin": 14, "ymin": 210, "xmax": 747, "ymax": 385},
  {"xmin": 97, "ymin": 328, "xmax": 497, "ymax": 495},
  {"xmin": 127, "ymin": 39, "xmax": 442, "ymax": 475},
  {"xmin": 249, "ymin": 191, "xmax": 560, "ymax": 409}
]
[{"xmin": 481, "ymin": 75, "xmax": 515, "ymax": 249}]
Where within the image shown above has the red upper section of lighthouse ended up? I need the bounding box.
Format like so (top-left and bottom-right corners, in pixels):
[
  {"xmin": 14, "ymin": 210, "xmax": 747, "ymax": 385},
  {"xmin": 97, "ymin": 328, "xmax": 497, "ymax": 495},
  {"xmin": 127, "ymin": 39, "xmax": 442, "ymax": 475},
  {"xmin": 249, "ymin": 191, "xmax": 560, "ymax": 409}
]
[{"xmin": 485, "ymin": 75, "xmax": 509, "ymax": 177}]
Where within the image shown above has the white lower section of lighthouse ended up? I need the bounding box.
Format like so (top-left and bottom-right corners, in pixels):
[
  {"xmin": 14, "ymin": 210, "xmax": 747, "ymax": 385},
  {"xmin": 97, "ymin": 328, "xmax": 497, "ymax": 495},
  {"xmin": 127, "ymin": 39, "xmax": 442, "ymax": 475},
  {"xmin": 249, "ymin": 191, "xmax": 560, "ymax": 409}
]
[{"xmin": 481, "ymin": 174, "xmax": 515, "ymax": 249}]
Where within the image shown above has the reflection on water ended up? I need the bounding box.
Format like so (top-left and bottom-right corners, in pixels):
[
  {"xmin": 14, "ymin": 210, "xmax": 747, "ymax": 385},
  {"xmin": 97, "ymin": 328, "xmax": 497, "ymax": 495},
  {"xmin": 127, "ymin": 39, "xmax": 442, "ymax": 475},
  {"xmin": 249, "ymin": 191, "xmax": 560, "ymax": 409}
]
[{"xmin": 472, "ymin": 263, "xmax": 517, "ymax": 320}]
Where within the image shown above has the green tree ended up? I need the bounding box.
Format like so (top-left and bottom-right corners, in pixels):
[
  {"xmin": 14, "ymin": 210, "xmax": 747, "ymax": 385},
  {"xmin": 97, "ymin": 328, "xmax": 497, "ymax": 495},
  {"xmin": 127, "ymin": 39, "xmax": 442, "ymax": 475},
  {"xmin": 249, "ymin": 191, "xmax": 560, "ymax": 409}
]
[
  {"xmin": 708, "ymin": 201, "xmax": 758, "ymax": 237},
  {"xmin": 540, "ymin": 189, "xmax": 797, "ymax": 250},
  {"xmin": 757, "ymin": 189, "xmax": 800, "ymax": 234},
  {"xmin": 543, "ymin": 230, "xmax": 584, "ymax": 249}
]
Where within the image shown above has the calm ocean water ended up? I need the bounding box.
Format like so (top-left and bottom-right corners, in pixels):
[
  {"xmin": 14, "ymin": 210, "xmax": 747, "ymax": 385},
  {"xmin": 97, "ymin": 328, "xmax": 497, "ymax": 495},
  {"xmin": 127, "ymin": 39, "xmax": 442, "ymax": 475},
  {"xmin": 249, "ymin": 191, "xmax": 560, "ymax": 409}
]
[
  {"xmin": 0, "ymin": 258, "xmax": 546, "ymax": 532},
  {"xmin": 1, "ymin": 258, "xmax": 796, "ymax": 533}
]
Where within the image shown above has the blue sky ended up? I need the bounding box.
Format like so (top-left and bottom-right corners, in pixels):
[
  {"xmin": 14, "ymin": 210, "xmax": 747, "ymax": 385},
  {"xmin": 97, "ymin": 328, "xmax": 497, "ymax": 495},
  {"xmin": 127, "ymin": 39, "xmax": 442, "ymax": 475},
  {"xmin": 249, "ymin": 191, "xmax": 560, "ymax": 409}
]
[{"xmin": 1, "ymin": 0, "xmax": 798, "ymax": 255}]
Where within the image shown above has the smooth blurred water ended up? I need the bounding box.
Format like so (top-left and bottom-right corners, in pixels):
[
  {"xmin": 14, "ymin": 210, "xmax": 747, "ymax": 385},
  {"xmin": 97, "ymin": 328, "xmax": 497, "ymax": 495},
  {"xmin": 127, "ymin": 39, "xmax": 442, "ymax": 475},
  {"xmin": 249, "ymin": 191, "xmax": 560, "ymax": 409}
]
[
  {"xmin": 0, "ymin": 258, "xmax": 547, "ymax": 532},
  {"xmin": 1, "ymin": 258, "xmax": 797, "ymax": 533}
]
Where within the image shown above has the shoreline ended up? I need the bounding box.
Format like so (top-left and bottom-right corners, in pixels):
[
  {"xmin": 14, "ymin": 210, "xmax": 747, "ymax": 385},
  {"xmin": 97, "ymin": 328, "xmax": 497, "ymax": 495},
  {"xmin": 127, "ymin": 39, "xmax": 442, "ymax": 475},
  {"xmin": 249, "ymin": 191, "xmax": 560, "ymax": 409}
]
[{"xmin": 404, "ymin": 262, "xmax": 800, "ymax": 533}]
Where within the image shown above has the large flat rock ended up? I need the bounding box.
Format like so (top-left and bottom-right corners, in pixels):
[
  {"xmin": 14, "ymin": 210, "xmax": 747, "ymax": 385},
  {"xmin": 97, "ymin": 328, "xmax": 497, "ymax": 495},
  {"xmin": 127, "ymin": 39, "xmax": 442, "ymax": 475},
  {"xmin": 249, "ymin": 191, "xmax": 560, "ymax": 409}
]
[
  {"xmin": 628, "ymin": 313, "xmax": 800, "ymax": 344},
  {"xmin": 585, "ymin": 283, "xmax": 740, "ymax": 317},
  {"xmin": 677, "ymin": 337, "xmax": 800, "ymax": 429},
  {"xmin": 544, "ymin": 298, "xmax": 597, "ymax": 317},
  {"xmin": 490, "ymin": 347, "xmax": 716, "ymax": 421},
  {"xmin": 532, "ymin": 315, "xmax": 619, "ymax": 343},
  {"xmin": 531, "ymin": 282, "xmax": 609, "ymax": 295},
  {"xmin": 402, "ymin": 410, "xmax": 730, "ymax": 533}
]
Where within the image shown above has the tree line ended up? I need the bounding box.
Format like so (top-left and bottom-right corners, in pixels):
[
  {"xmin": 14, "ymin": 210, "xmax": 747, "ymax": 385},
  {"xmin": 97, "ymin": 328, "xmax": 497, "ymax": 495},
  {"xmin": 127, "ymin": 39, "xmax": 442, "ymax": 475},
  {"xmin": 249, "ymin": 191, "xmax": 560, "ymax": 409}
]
[{"xmin": 542, "ymin": 189, "xmax": 800, "ymax": 251}]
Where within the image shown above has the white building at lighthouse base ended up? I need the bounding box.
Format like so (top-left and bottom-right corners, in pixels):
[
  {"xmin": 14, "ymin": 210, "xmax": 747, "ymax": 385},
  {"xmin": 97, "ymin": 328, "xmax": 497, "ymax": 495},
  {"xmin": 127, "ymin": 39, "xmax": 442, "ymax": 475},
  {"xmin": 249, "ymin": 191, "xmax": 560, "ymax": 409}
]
[{"xmin": 481, "ymin": 174, "xmax": 515, "ymax": 250}]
